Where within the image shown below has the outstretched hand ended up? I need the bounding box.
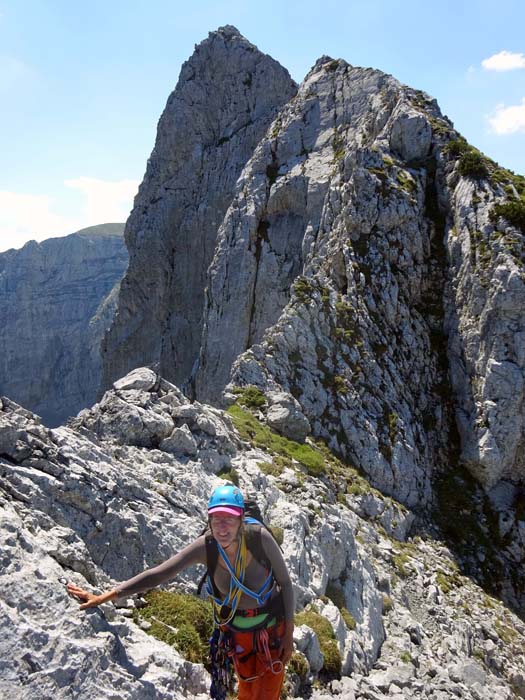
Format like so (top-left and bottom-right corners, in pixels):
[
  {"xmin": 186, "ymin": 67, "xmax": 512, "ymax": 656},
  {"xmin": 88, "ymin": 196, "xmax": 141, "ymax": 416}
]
[{"xmin": 66, "ymin": 582, "xmax": 118, "ymax": 610}]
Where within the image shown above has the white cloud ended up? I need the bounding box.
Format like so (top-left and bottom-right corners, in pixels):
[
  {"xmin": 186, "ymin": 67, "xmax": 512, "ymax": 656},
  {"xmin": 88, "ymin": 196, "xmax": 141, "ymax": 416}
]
[
  {"xmin": 0, "ymin": 178, "xmax": 139, "ymax": 253},
  {"xmin": 64, "ymin": 177, "xmax": 139, "ymax": 224},
  {"xmin": 0, "ymin": 191, "xmax": 81, "ymax": 252},
  {"xmin": 488, "ymin": 98, "xmax": 525, "ymax": 134},
  {"xmin": 482, "ymin": 50, "xmax": 525, "ymax": 72}
]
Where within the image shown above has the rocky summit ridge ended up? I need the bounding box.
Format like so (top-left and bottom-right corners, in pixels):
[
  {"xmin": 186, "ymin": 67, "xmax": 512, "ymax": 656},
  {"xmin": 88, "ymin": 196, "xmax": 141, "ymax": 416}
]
[
  {"xmin": 1, "ymin": 368, "xmax": 524, "ymax": 699},
  {"xmin": 1, "ymin": 25, "xmax": 525, "ymax": 700}
]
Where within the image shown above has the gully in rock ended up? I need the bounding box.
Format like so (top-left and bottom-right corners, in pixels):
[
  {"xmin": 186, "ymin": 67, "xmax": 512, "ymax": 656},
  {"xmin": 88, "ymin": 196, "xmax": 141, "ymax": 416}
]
[{"xmin": 67, "ymin": 482, "xmax": 294, "ymax": 700}]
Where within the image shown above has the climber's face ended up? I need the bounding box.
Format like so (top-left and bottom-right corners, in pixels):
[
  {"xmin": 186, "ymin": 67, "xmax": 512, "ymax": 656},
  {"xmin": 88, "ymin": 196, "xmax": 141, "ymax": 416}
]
[{"xmin": 209, "ymin": 513, "xmax": 242, "ymax": 548}]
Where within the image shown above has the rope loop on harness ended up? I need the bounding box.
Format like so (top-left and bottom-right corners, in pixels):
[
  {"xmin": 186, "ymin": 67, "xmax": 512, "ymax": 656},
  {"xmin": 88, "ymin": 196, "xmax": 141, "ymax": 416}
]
[
  {"xmin": 206, "ymin": 532, "xmax": 247, "ymax": 624},
  {"xmin": 209, "ymin": 627, "xmax": 235, "ymax": 699},
  {"xmin": 216, "ymin": 540, "xmax": 274, "ymax": 605}
]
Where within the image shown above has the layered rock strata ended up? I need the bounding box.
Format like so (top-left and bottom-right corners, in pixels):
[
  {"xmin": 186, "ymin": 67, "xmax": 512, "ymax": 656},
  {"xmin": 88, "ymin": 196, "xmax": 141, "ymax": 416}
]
[
  {"xmin": 0, "ymin": 224, "xmax": 127, "ymax": 426},
  {"xmin": 100, "ymin": 26, "xmax": 297, "ymax": 393}
]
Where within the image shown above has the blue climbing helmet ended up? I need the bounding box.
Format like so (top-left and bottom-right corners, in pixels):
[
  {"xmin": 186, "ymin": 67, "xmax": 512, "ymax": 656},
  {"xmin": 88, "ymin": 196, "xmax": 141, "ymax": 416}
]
[{"xmin": 208, "ymin": 483, "xmax": 245, "ymax": 516}]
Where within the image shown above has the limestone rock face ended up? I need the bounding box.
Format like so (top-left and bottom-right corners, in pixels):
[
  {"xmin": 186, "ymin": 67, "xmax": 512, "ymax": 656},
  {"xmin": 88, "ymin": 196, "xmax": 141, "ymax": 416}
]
[
  {"xmin": 0, "ymin": 224, "xmax": 127, "ymax": 427},
  {"xmin": 266, "ymin": 391, "xmax": 311, "ymax": 442},
  {"xmin": 1, "ymin": 374, "xmax": 524, "ymax": 699},
  {"xmin": 100, "ymin": 26, "xmax": 297, "ymax": 394},
  {"xmin": 207, "ymin": 56, "xmax": 525, "ymax": 515},
  {"xmin": 207, "ymin": 59, "xmax": 448, "ymax": 508},
  {"xmin": 444, "ymin": 173, "xmax": 525, "ymax": 490},
  {"xmin": 98, "ymin": 27, "xmax": 524, "ymax": 518}
]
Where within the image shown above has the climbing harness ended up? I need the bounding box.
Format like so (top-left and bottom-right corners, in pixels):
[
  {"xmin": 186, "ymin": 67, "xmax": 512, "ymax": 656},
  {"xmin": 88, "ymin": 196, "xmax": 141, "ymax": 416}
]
[
  {"xmin": 205, "ymin": 531, "xmax": 275, "ymax": 625},
  {"xmin": 206, "ymin": 531, "xmax": 248, "ymax": 625},
  {"xmin": 227, "ymin": 617, "xmax": 285, "ymax": 683}
]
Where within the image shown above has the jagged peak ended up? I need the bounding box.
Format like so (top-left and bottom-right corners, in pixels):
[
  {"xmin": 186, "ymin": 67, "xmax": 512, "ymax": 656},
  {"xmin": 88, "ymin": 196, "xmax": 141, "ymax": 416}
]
[
  {"xmin": 191, "ymin": 24, "xmax": 258, "ymax": 56},
  {"xmin": 181, "ymin": 25, "xmax": 292, "ymax": 85},
  {"xmin": 303, "ymin": 55, "xmax": 393, "ymax": 85},
  {"xmin": 314, "ymin": 54, "xmax": 336, "ymax": 69},
  {"xmin": 213, "ymin": 24, "xmax": 242, "ymax": 39}
]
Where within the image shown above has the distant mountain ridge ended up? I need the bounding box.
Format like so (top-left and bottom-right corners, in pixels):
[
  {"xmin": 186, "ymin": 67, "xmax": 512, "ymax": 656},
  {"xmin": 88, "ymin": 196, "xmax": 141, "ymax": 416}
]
[{"xmin": 0, "ymin": 223, "xmax": 127, "ymax": 426}]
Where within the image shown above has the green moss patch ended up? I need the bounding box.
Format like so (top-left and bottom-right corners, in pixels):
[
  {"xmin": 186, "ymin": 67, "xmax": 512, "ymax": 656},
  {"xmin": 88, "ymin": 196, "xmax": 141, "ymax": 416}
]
[
  {"xmin": 396, "ymin": 169, "xmax": 417, "ymax": 194},
  {"xmin": 288, "ymin": 651, "xmax": 309, "ymax": 678},
  {"xmin": 133, "ymin": 590, "xmax": 214, "ymax": 665},
  {"xmin": 392, "ymin": 548, "xmax": 414, "ymax": 578},
  {"xmin": 490, "ymin": 200, "xmax": 525, "ymax": 232},
  {"xmin": 295, "ymin": 607, "xmax": 342, "ymax": 678},
  {"xmin": 382, "ymin": 595, "xmax": 393, "ymax": 613},
  {"xmin": 294, "ymin": 276, "xmax": 316, "ymax": 304},
  {"xmin": 333, "ymin": 132, "xmax": 345, "ymax": 161},
  {"xmin": 257, "ymin": 460, "xmax": 284, "ymax": 477},
  {"xmin": 340, "ymin": 608, "xmax": 357, "ymax": 630},
  {"xmin": 495, "ymin": 617, "xmax": 518, "ymax": 645},
  {"xmin": 457, "ymin": 151, "xmax": 489, "ymax": 180},
  {"xmin": 444, "ymin": 137, "xmax": 470, "ymax": 157},
  {"xmin": 232, "ymin": 385, "xmax": 267, "ymax": 409},
  {"xmin": 393, "ymin": 554, "xmax": 410, "ymax": 578},
  {"xmin": 270, "ymin": 525, "xmax": 284, "ymax": 545},
  {"xmin": 227, "ymin": 404, "xmax": 325, "ymax": 476},
  {"xmin": 436, "ymin": 568, "xmax": 464, "ymax": 595},
  {"xmin": 323, "ymin": 584, "xmax": 356, "ymax": 630},
  {"xmin": 217, "ymin": 465, "xmax": 239, "ymax": 486}
]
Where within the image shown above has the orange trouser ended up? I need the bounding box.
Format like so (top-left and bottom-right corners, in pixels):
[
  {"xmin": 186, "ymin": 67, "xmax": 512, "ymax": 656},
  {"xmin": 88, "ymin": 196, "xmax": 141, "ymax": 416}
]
[{"xmin": 228, "ymin": 620, "xmax": 286, "ymax": 700}]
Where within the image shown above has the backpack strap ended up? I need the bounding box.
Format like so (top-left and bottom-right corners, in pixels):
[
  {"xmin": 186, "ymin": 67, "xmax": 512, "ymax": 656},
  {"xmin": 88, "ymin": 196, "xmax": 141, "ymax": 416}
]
[
  {"xmin": 197, "ymin": 532, "xmax": 219, "ymax": 596},
  {"xmin": 197, "ymin": 524, "xmax": 272, "ymax": 596},
  {"xmin": 245, "ymin": 523, "xmax": 271, "ymax": 571}
]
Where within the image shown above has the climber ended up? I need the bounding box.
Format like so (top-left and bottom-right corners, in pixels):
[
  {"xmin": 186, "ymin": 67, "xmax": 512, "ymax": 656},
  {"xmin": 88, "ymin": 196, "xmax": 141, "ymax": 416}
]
[{"xmin": 66, "ymin": 482, "xmax": 294, "ymax": 700}]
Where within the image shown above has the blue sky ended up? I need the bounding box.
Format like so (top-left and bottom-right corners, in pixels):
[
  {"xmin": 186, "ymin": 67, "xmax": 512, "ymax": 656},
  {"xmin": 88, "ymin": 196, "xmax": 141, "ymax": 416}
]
[{"xmin": 1, "ymin": 0, "xmax": 524, "ymax": 252}]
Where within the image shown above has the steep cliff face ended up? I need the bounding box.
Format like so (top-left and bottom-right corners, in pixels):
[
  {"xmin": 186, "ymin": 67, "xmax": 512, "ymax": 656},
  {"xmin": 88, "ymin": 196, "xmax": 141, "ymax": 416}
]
[
  {"xmin": 442, "ymin": 155, "xmax": 525, "ymax": 491},
  {"xmin": 100, "ymin": 26, "xmax": 297, "ymax": 394},
  {"xmin": 199, "ymin": 58, "xmax": 449, "ymax": 509},
  {"xmin": 190, "ymin": 56, "xmax": 525, "ymax": 509},
  {"xmin": 0, "ymin": 224, "xmax": 127, "ymax": 426}
]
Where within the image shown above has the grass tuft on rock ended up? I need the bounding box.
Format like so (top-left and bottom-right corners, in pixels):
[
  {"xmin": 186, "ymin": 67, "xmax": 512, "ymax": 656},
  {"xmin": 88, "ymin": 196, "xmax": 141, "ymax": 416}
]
[
  {"xmin": 217, "ymin": 465, "xmax": 239, "ymax": 486},
  {"xmin": 257, "ymin": 460, "xmax": 284, "ymax": 477},
  {"xmin": 323, "ymin": 584, "xmax": 357, "ymax": 630},
  {"xmin": 288, "ymin": 651, "xmax": 309, "ymax": 679},
  {"xmin": 382, "ymin": 594, "xmax": 393, "ymax": 613},
  {"xmin": 436, "ymin": 569, "xmax": 464, "ymax": 595},
  {"xmin": 133, "ymin": 590, "xmax": 214, "ymax": 665},
  {"xmin": 227, "ymin": 404, "xmax": 325, "ymax": 476},
  {"xmin": 295, "ymin": 607, "xmax": 342, "ymax": 678},
  {"xmin": 232, "ymin": 385, "xmax": 267, "ymax": 409},
  {"xmin": 490, "ymin": 200, "xmax": 525, "ymax": 233},
  {"xmin": 457, "ymin": 151, "xmax": 489, "ymax": 180}
]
